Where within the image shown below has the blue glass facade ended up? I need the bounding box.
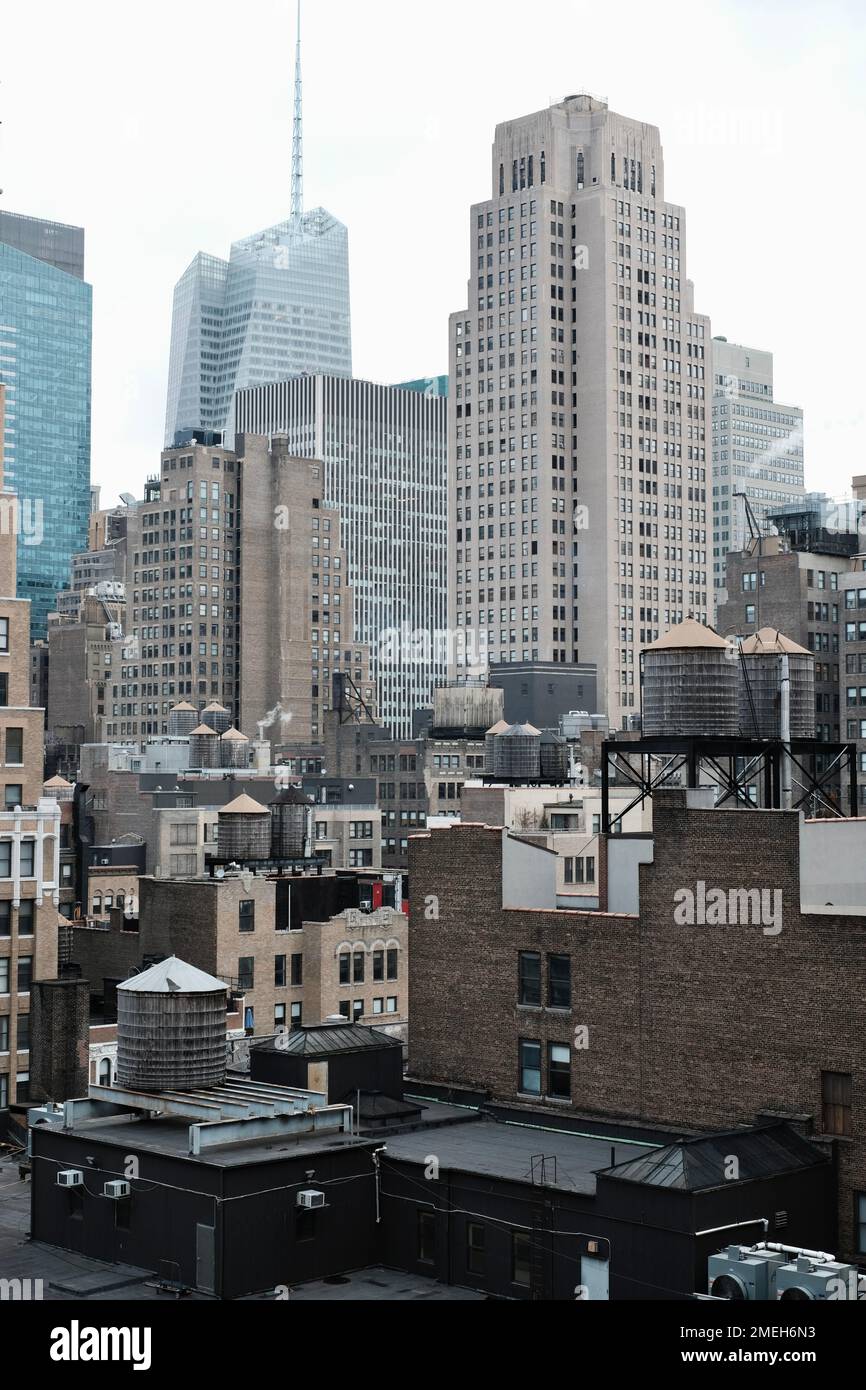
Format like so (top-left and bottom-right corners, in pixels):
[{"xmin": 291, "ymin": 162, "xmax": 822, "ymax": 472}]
[{"xmin": 0, "ymin": 214, "xmax": 92, "ymax": 638}]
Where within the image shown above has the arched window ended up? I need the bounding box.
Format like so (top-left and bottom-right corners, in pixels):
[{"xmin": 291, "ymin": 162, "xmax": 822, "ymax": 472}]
[
  {"xmin": 99, "ymin": 1058, "xmax": 112, "ymax": 1085},
  {"xmin": 92, "ymin": 894, "xmax": 102, "ymax": 915},
  {"xmin": 576, "ymin": 152, "xmax": 585, "ymax": 190}
]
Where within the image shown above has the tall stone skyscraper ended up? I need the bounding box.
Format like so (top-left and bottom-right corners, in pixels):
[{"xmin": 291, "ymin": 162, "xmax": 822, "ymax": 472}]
[
  {"xmin": 163, "ymin": 6, "xmax": 352, "ymax": 447},
  {"xmin": 0, "ymin": 211, "xmax": 92, "ymax": 639},
  {"xmin": 710, "ymin": 338, "xmax": 805, "ymax": 608},
  {"xmin": 448, "ymin": 94, "xmax": 712, "ymax": 729}
]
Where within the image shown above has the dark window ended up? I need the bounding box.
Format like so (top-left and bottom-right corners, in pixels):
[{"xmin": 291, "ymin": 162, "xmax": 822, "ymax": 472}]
[
  {"xmin": 386, "ymin": 948, "xmax": 398, "ymax": 981},
  {"xmin": 353, "ymin": 1000, "xmax": 364, "ymax": 1022},
  {"xmin": 512, "ymin": 1231, "xmax": 531, "ymax": 1288},
  {"xmin": 372, "ymin": 949, "xmax": 384, "ymax": 982},
  {"xmin": 239, "ymin": 900, "xmax": 255, "ymax": 932},
  {"xmin": 418, "ymin": 1211, "xmax": 436, "ymax": 1265},
  {"xmin": 0, "ymin": 673, "xmax": 7, "ymax": 705},
  {"xmin": 18, "ymin": 901, "xmax": 33, "ymax": 935},
  {"xmin": 238, "ymin": 957, "xmax": 254, "ymax": 991},
  {"xmin": 519, "ymin": 1039, "xmax": 542, "ymax": 1095},
  {"xmin": 548, "ymin": 955, "xmax": 571, "ymax": 1009},
  {"xmin": 17, "ymin": 1014, "xmax": 30, "ymax": 1051},
  {"xmin": 857, "ymin": 1193, "xmax": 866, "ymax": 1256},
  {"xmin": 5, "ymin": 728, "xmax": 23, "ymax": 764},
  {"xmin": 338, "ymin": 1000, "xmax": 350, "ymax": 1019},
  {"xmin": 274, "ymin": 955, "xmax": 287, "ymax": 988},
  {"xmin": 339, "ymin": 953, "xmax": 351, "ymax": 985},
  {"xmin": 291, "ymin": 954, "xmax": 303, "ymax": 987},
  {"xmin": 3, "ymin": 784, "xmax": 22, "ymax": 810},
  {"xmin": 822, "ymin": 1071, "xmax": 852, "ymax": 1136},
  {"xmin": 548, "ymin": 1043, "xmax": 571, "ymax": 1099},
  {"xmin": 0, "ymin": 902, "xmax": 9, "ymax": 936},
  {"xmin": 518, "ymin": 952, "xmax": 541, "ymax": 1006},
  {"xmin": 17, "ymin": 955, "xmax": 33, "ymax": 992},
  {"xmin": 467, "ymin": 1222, "xmax": 486, "ymax": 1275},
  {"xmin": 353, "ymin": 950, "xmax": 365, "ymax": 984},
  {"xmin": 19, "ymin": 841, "xmax": 34, "ymax": 877}
]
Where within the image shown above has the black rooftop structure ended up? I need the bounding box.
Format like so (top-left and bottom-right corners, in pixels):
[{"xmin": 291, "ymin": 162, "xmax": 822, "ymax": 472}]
[
  {"xmin": 599, "ymin": 1123, "xmax": 828, "ymax": 1192},
  {"xmin": 254, "ymin": 1020, "xmax": 402, "ymax": 1058}
]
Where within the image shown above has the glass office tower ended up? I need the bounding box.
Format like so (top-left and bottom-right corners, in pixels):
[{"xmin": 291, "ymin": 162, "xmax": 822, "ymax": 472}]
[
  {"xmin": 164, "ymin": 209, "xmax": 352, "ymax": 448},
  {"xmin": 0, "ymin": 212, "xmax": 92, "ymax": 638}
]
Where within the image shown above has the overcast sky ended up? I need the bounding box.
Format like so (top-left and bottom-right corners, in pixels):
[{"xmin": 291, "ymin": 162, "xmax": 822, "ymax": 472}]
[{"xmin": 2, "ymin": 0, "xmax": 864, "ymax": 503}]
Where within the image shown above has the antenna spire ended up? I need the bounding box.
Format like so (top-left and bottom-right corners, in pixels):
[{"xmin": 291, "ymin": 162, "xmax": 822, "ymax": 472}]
[{"xmin": 291, "ymin": 0, "xmax": 303, "ymax": 223}]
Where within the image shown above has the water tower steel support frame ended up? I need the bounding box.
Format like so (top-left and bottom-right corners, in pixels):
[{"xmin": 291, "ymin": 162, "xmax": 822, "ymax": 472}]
[{"xmin": 601, "ymin": 735, "xmax": 858, "ymax": 834}]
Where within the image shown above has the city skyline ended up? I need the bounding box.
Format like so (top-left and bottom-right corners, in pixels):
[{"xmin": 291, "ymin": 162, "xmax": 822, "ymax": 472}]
[{"xmin": 1, "ymin": 0, "xmax": 862, "ymax": 503}]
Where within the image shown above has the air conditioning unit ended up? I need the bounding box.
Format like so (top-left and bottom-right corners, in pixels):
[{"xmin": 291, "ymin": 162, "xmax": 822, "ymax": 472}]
[
  {"xmin": 57, "ymin": 1169, "xmax": 84, "ymax": 1188},
  {"xmin": 776, "ymin": 1258, "xmax": 858, "ymax": 1301},
  {"xmin": 297, "ymin": 1189, "xmax": 325, "ymax": 1210},
  {"xmin": 104, "ymin": 1179, "xmax": 131, "ymax": 1200},
  {"xmin": 708, "ymin": 1246, "xmax": 787, "ymax": 1301}
]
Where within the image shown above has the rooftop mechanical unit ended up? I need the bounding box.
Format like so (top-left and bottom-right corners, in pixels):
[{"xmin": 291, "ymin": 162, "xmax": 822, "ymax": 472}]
[
  {"xmin": 708, "ymin": 1246, "xmax": 787, "ymax": 1300},
  {"xmin": 104, "ymin": 1179, "xmax": 132, "ymax": 1200},
  {"xmin": 57, "ymin": 1169, "xmax": 84, "ymax": 1189},
  {"xmin": 297, "ymin": 1189, "xmax": 326, "ymax": 1210},
  {"xmin": 776, "ymin": 1257, "xmax": 858, "ymax": 1301}
]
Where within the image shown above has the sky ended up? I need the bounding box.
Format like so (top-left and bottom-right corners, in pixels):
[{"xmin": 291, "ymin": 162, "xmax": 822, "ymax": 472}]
[{"xmin": 2, "ymin": 0, "xmax": 864, "ymax": 504}]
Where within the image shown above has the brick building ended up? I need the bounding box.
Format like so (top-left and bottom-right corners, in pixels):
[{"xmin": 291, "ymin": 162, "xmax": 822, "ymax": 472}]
[{"xmin": 408, "ymin": 793, "xmax": 866, "ymax": 1263}]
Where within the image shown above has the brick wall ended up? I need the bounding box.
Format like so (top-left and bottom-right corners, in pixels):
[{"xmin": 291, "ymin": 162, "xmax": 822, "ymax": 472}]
[{"xmin": 409, "ymin": 796, "xmax": 866, "ymax": 1260}]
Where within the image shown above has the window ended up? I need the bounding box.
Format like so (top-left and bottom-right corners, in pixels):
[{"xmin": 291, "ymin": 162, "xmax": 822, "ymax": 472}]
[
  {"xmin": 0, "ymin": 957, "xmax": 8, "ymax": 992},
  {"xmin": 821, "ymin": 1071, "xmax": 852, "ymax": 1137},
  {"xmin": 518, "ymin": 952, "xmax": 541, "ymax": 1006},
  {"xmin": 291, "ymin": 954, "xmax": 303, "ymax": 987},
  {"xmin": 239, "ymin": 900, "xmax": 255, "ymax": 932},
  {"xmin": 519, "ymin": 1039, "xmax": 542, "ymax": 1095},
  {"xmin": 17, "ymin": 956, "xmax": 32, "ymax": 993},
  {"xmin": 353, "ymin": 1000, "xmax": 364, "ymax": 1022},
  {"xmin": 0, "ymin": 903, "xmax": 9, "ymax": 936},
  {"xmin": 274, "ymin": 1003, "xmax": 287, "ymax": 1030},
  {"xmin": 353, "ymin": 950, "xmax": 365, "ymax": 984},
  {"xmin": 373, "ymin": 998, "xmax": 384, "ymax": 1014},
  {"xmin": 16, "ymin": 1072, "xmax": 29, "ymax": 1102},
  {"xmin": 170, "ymin": 853, "xmax": 197, "ymax": 876},
  {"xmin": 3, "ymin": 785, "xmax": 22, "ymax": 810},
  {"xmin": 386, "ymin": 948, "xmax": 398, "ymax": 981},
  {"xmin": 857, "ymin": 1193, "xmax": 866, "ymax": 1257},
  {"xmin": 0, "ymin": 1016, "xmax": 8, "ymax": 1050},
  {"xmin": 386, "ymin": 997, "xmax": 397, "ymax": 1014},
  {"xmin": 512, "ymin": 1231, "xmax": 531, "ymax": 1288},
  {"xmin": 19, "ymin": 841, "xmax": 34, "ymax": 877},
  {"xmin": 0, "ymin": 673, "xmax": 6, "ymax": 705},
  {"xmin": 18, "ymin": 901, "xmax": 33, "ymax": 936},
  {"xmin": 170, "ymin": 823, "xmax": 198, "ymax": 846},
  {"xmin": 339, "ymin": 953, "xmax": 351, "ymax": 985},
  {"xmin": 0, "ymin": 618, "xmax": 7, "ymax": 652},
  {"xmin": 548, "ymin": 1043, "xmax": 571, "ymax": 1099},
  {"xmin": 291, "ymin": 1003, "xmax": 302, "ymax": 1031},
  {"xmin": 418, "ymin": 1211, "xmax": 436, "ymax": 1265},
  {"xmin": 338, "ymin": 1000, "xmax": 350, "ymax": 1019},
  {"xmin": 17, "ymin": 1013, "xmax": 29, "ymax": 1051},
  {"xmin": 275, "ymin": 955, "xmax": 287, "ymax": 988},
  {"xmin": 373, "ymin": 949, "xmax": 384, "ymax": 982},
  {"xmin": 466, "ymin": 1223, "xmax": 486, "ymax": 1275},
  {"xmin": 0, "ymin": 843, "xmax": 11, "ymax": 877},
  {"xmin": 0, "ymin": 1074, "xmax": 6, "ymax": 1107},
  {"xmin": 4, "ymin": 729, "xmax": 23, "ymax": 764},
  {"xmin": 238, "ymin": 957, "xmax": 254, "ymax": 991},
  {"xmin": 745, "ymin": 604, "xmax": 756, "ymax": 625},
  {"xmin": 584, "ymin": 856, "xmax": 596, "ymax": 884},
  {"xmin": 548, "ymin": 955, "xmax": 571, "ymax": 1009}
]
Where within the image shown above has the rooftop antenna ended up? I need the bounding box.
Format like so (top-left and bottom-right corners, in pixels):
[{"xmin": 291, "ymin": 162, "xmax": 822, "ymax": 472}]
[{"xmin": 291, "ymin": 0, "xmax": 304, "ymax": 224}]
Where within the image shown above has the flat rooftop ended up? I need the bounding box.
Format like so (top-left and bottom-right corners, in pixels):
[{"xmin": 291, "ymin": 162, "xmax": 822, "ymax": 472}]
[
  {"xmin": 57, "ymin": 1113, "xmax": 372, "ymax": 1167},
  {"xmin": 381, "ymin": 1114, "xmax": 658, "ymax": 1196}
]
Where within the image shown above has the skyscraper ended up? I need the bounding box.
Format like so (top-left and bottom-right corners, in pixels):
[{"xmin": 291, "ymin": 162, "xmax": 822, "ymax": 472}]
[
  {"xmin": 0, "ymin": 210, "xmax": 92, "ymax": 639},
  {"xmin": 235, "ymin": 376, "xmax": 448, "ymax": 738},
  {"xmin": 448, "ymin": 95, "xmax": 711, "ymax": 730},
  {"xmin": 710, "ymin": 337, "xmax": 805, "ymax": 608},
  {"xmin": 163, "ymin": 6, "xmax": 352, "ymax": 448}
]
